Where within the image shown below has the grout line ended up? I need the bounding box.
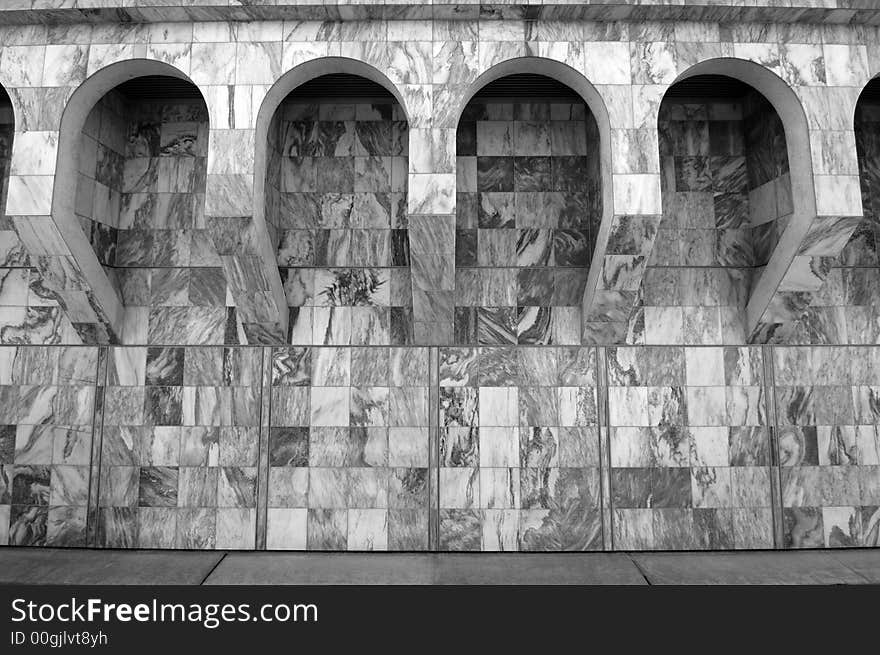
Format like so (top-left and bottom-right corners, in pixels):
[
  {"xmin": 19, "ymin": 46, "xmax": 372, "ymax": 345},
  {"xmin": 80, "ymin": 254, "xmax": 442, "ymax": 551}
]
[
  {"xmin": 762, "ymin": 345, "xmax": 785, "ymax": 549},
  {"xmin": 87, "ymin": 346, "xmax": 109, "ymax": 548},
  {"xmin": 199, "ymin": 552, "xmax": 228, "ymax": 585},
  {"xmin": 84, "ymin": 347, "xmax": 100, "ymax": 548},
  {"xmin": 596, "ymin": 346, "xmax": 613, "ymax": 551},
  {"xmin": 429, "ymin": 346, "xmax": 440, "ymax": 552},
  {"xmin": 255, "ymin": 347, "xmax": 273, "ymax": 551}
]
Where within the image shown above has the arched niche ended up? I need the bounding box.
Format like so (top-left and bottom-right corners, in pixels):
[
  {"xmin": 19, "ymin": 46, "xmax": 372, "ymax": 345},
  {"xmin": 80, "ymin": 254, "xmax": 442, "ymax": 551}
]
[
  {"xmin": 255, "ymin": 59, "xmax": 412, "ymax": 346},
  {"xmin": 843, "ymin": 77, "xmax": 880, "ymax": 345},
  {"xmin": 452, "ymin": 65, "xmax": 607, "ymax": 345},
  {"xmin": 649, "ymin": 61, "xmax": 811, "ymax": 344},
  {"xmin": 852, "ymin": 78, "xmax": 880, "ymax": 266},
  {"xmin": 0, "ymin": 83, "xmax": 31, "ymax": 343},
  {"xmin": 58, "ymin": 60, "xmax": 224, "ymax": 345}
]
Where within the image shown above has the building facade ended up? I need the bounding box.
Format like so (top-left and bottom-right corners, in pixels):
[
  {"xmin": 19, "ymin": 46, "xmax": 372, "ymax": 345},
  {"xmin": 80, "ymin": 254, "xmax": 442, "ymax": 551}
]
[{"xmin": 0, "ymin": 0, "xmax": 879, "ymax": 551}]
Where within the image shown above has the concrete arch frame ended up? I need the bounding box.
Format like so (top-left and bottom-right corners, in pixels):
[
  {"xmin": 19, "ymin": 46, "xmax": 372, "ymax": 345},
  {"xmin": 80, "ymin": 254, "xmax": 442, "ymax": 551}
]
[
  {"xmin": 49, "ymin": 58, "xmax": 211, "ymax": 343},
  {"xmin": 449, "ymin": 56, "xmax": 616, "ymax": 343},
  {"xmin": 851, "ymin": 74, "xmax": 880, "ymax": 172},
  {"xmin": 852, "ymin": 75, "xmax": 880, "ymax": 189},
  {"xmin": 664, "ymin": 58, "xmax": 817, "ymax": 339},
  {"xmin": 250, "ymin": 56, "xmax": 415, "ymax": 342},
  {"xmin": 452, "ymin": 56, "xmax": 613, "ymax": 223},
  {"xmin": 252, "ymin": 55, "xmax": 412, "ymax": 243},
  {"xmin": 0, "ymin": 83, "xmax": 15, "ymax": 215}
]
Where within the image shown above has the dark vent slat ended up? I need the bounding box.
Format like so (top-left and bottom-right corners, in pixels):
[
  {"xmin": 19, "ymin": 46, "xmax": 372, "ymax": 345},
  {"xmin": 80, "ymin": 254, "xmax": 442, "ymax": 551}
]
[
  {"xmin": 114, "ymin": 74, "xmax": 759, "ymax": 104},
  {"xmin": 291, "ymin": 74, "xmax": 394, "ymax": 98},
  {"xmin": 664, "ymin": 75, "xmax": 753, "ymax": 99},
  {"xmin": 861, "ymin": 78, "xmax": 880, "ymax": 102},
  {"xmin": 116, "ymin": 75, "xmax": 203, "ymax": 100},
  {"xmin": 474, "ymin": 74, "xmax": 579, "ymax": 100}
]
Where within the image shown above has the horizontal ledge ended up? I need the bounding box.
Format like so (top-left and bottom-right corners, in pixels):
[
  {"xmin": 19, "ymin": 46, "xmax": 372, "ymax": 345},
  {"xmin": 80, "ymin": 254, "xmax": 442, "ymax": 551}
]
[{"xmin": 1, "ymin": 3, "xmax": 879, "ymax": 27}]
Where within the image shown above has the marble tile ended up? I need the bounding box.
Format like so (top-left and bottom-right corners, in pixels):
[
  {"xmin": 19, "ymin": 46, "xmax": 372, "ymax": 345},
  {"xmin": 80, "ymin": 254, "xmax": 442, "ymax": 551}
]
[
  {"xmin": 265, "ymin": 101, "xmax": 411, "ymax": 345},
  {"xmin": 437, "ymin": 346, "xmax": 602, "ymax": 551},
  {"xmin": 3, "ymin": 12, "xmax": 880, "ymax": 556},
  {"xmin": 775, "ymin": 346, "xmax": 880, "ymax": 548},
  {"xmin": 0, "ymin": 346, "xmax": 98, "ymax": 547},
  {"xmin": 96, "ymin": 346, "xmax": 260, "ymax": 549},
  {"xmin": 266, "ymin": 347, "xmax": 429, "ymax": 550},
  {"xmin": 607, "ymin": 346, "xmax": 773, "ymax": 550}
]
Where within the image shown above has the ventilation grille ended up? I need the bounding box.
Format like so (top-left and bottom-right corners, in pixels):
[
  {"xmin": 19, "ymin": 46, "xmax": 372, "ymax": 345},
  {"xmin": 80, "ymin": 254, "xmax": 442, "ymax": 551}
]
[
  {"xmin": 664, "ymin": 75, "xmax": 753, "ymax": 99},
  {"xmin": 108, "ymin": 73, "xmax": 776, "ymax": 104},
  {"xmin": 115, "ymin": 75, "xmax": 204, "ymax": 100},
  {"xmin": 473, "ymin": 74, "xmax": 580, "ymax": 100},
  {"xmin": 287, "ymin": 73, "xmax": 581, "ymax": 102},
  {"xmin": 288, "ymin": 74, "xmax": 395, "ymax": 99},
  {"xmin": 861, "ymin": 78, "xmax": 880, "ymax": 103}
]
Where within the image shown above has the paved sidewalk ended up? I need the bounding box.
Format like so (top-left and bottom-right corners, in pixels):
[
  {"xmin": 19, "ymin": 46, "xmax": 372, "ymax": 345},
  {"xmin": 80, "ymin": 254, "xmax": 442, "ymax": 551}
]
[{"xmin": 0, "ymin": 548, "xmax": 877, "ymax": 585}]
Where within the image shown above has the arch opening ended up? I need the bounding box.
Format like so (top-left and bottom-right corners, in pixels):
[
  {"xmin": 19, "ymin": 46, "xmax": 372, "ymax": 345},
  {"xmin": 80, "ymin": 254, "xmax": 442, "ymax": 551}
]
[
  {"xmin": 0, "ymin": 84, "xmax": 34, "ymax": 343},
  {"xmin": 63, "ymin": 71, "xmax": 225, "ymax": 345},
  {"xmin": 435, "ymin": 71, "xmax": 607, "ymax": 553},
  {"xmin": 650, "ymin": 73, "xmax": 794, "ymax": 344},
  {"xmin": 262, "ymin": 72, "xmax": 412, "ymax": 346},
  {"xmin": 0, "ymin": 85, "xmax": 13, "ymax": 217},
  {"xmin": 452, "ymin": 73, "xmax": 603, "ymax": 346},
  {"xmin": 846, "ymin": 78, "xmax": 880, "ymax": 336}
]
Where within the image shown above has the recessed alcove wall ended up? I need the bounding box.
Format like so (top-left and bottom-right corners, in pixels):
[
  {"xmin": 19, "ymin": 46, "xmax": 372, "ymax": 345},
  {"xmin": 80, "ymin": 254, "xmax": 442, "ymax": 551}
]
[
  {"xmin": 72, "ymin": 76, "xmax": 226, "ymax": 345},
  {"xmin": 647, "ymin": 75, "xmax": 793, "ymax": 345},
  {"xmin": 0, "ymin": 88, "xmax": 80, "ymax": 344},
  {"xmin": 759, "ymin": 78, "xmax": 880, "ymax": 548},
  {"xmin": 258, "ymin": 75, "xmax": 422, "ymax": 550},
  {"xmin": 454, "ymin": 74, "xmax": 602, "ymax": 346},
  {"xmin": 0, "ymin": 88, "xmax": 25, "ymax": 342},
  {"xmin": 835, "ymin": 79, "xmax": 880, "ymax": 344},
  {"xmin": 263, "ymin": 74, "xmax": 411, "ymax": 346}
]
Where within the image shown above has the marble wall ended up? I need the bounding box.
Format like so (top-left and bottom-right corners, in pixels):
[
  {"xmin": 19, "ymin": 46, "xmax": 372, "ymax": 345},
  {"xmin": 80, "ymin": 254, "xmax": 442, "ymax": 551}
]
[
  {"xmin": 744, "ymin": 94, "xmax": 793, "ymax": 266},
  {"xmin": 0, "ymin": 95, "xmax": 81, "ymax": 345},
  {"xmin": 267, "ymin": 346, "xmax": 430, "ymax": 550},
  {"xmin": 646, "ymin": 92, "xmax": 792, "ymax": 346},
  {"xmin": 775, "ymin": 346, "xmax": 880, "ymax": 548},
  {"xmin": 0, "ymin": 11, "xmax": 879, "ymax": 551},
  {"xmin": 96, "ymin": 346, "xmax": 261, "ymax": 549},
  {"xmin": 762, "ymin": 94, "xmax": 880, "ymax": 344},
  {"xmin": 265, "ymin": 98, "xmax": 412, "ymax": 346},
  {"xmin": 608, "ymin": 346, "xmax": 774, "ymax": 549},
  {"xmin": 0, "ymin": 346, "xmax": 99, "ymax": 546},
  {"xmin": 454, "ymin": 99, "xmax": 601, "ymax": 346},
  {"xmin": 76, "ymin": 91, "xmax": 126, "ymax": 274},
  {"xmin": 0, "ymin": 16, "xmax": 876, "ymax": 347},
  {"xmin": 439, "ymin": 346, "xmax": 603, "ymax": 551},
  {"xmin": 0, "ymin": 99, "xmax": 26, "ymax": 343},
  {"xmin": 0, "ymin": 342, "xmax": 877, "ymax": 550},
  {"xmin": 803, "ymin": 99, "xmax": 880, "ymax": 346},
  {"xmin": 75, "ymin": 92, "xmax": 228, "ymax": 346}
]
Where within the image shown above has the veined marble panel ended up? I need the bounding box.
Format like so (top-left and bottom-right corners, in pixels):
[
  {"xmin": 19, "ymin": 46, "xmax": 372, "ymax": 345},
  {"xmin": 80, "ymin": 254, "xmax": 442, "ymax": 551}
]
[
  {"xmin": 266, "ymin": 346, "xmax": 430, "ymax": 550},
  {"xmin": 96, "ymin": 346, "xmax": 261, "ymax": 549},
  {"xmin": 455, "ymin": 100, "xmax": 600, "ymax": 348},
  {"xmin": 266, "ymin": 99, "xmax": 412, "ymax": 347},
  {"xmin": 0, "ymin": 106, "xmax": 82, "ymax": 345},
  {"xmin": 606, "ymin": 346, "xmax": 774, "ymax": 550},
  {"xmin": 0, "ymin": 342, "xmax": 875, "ymax": 551},
  {"xmin": 774, "ymin": 346, "xmax": 880, "ymax": 548},
  {"xmin": 0, "ymin": 346, "xmax": 99, "ymax": 547},
  {"xmin": 645, "ymin": 95, "xmax": 791, "ymax": 346},
  {"xmin": 437, "ymin": 346, "xmax": 603, "ymax": 551}
]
